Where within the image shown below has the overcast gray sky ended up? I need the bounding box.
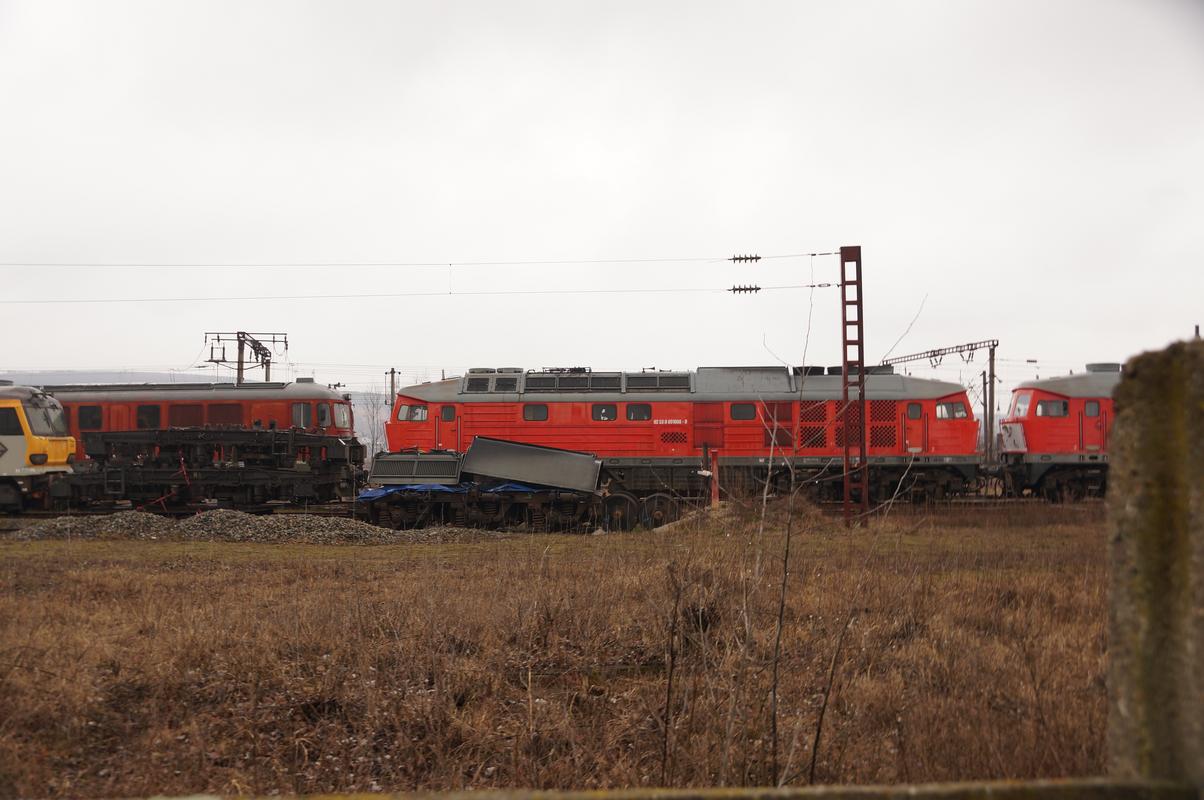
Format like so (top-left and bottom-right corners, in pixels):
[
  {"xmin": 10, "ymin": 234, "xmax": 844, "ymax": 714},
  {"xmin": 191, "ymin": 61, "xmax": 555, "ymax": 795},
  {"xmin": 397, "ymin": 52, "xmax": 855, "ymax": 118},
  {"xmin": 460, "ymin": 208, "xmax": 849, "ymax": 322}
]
[{"xmin": 1, "ymin": 0, "xmax": 1201, "ymax": 399}]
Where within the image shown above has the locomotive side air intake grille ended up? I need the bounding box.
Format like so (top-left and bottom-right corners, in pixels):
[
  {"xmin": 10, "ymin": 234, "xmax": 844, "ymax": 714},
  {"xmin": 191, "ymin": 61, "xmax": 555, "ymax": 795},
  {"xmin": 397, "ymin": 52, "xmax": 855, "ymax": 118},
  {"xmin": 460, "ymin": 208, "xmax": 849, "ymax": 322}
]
[
  {"xmin": 870, "ymin": 400, "xmax": 896, "ymax": 422},
  {"xmin": 660, "ymin": 431, "xmax": 687, "ymax": 444},
  {"xmin": 799, "ymin": 426, "xmax": 826, "ymax": 448},
  {"xmin": 493, "ymin": 377, "xmax": 518, "ymax": 392},
  {"xmin": 800, "ymin": 401, "xmax": 826, "ymax": 423},
  {"xmin": 626, "ymin": 375, "xmax": 657, "ymax": 389},
  {"xmin": 870, "ymin": 426, "xmax": 897, "ymax": 448},
  {"xmin": 558, "ymin": 376, "xmax": 588, "ymax": 390},
  {"xmin": 834, "ymin": 423, "xmax": 864, "ymax": 447},
  {"xmin": 590, "ymin": 375, "xmax": 620, "ymax": 390},
  {"xmin": 465, "ymin": 378, "xmax": 490, "ymax": 393}
]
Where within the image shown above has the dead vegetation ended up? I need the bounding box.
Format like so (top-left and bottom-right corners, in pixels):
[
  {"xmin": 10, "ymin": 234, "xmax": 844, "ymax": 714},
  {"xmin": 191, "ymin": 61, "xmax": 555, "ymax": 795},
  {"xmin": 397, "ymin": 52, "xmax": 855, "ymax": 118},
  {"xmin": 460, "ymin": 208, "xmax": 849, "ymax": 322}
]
[{"xmin": 0, "ymin": 501, "xmax": 1107, "ymax": 797}]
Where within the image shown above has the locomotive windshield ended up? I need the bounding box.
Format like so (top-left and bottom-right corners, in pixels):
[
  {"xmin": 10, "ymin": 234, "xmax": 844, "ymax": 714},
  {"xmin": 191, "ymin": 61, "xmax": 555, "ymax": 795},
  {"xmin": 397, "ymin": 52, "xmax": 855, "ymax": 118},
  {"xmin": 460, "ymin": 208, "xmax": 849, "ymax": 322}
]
[
  {"xmin": 22, "ymin": 396, "xmax": 69, "ymax": 437},
  {"xmin": 1011, "ymin": 392, "xmax": 1031, "ymax": 418},
  {"xmin": 333, "ymin": 403, "xmax": 352, "ymax": 429}
]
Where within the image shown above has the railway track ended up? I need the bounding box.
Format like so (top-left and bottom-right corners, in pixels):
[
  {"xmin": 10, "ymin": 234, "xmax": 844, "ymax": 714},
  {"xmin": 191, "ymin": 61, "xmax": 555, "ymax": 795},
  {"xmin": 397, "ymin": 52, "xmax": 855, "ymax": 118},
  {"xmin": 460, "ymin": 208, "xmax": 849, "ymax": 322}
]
[{"xmin": 2, "ymin": 494, "xmax": 1100, "ymax": 533}]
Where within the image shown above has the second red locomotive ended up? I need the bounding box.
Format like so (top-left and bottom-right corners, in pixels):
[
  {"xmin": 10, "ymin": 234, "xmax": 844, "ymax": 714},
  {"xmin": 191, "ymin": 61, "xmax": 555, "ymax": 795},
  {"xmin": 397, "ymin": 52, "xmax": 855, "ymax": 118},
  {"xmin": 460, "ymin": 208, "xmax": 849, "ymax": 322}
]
[{"xmin": 383, "ymin": 364, "xmax": 980, "ymax": 519}]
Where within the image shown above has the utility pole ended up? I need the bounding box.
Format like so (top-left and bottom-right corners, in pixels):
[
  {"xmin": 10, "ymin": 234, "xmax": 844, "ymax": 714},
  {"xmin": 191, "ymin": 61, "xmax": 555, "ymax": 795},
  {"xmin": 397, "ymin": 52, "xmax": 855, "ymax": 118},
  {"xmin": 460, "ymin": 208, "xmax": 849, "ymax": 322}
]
[
  {"xmin": 204, "ymin": 331, "xmax": 288, "ymax": 385},
  {"xmin": 387, "ymin": 368, "xmax": 397, "ymax": 399},
  {"xmin": 987, "ymin": 342, "xmax": 996, "ymax": 461},
  {"xmin": 980, "ymin": 370, "xmax": 988, "ymax": 453},
  {"xmin": 882, "ymin": 338, "xmax": 1000, "ymax": 460}
]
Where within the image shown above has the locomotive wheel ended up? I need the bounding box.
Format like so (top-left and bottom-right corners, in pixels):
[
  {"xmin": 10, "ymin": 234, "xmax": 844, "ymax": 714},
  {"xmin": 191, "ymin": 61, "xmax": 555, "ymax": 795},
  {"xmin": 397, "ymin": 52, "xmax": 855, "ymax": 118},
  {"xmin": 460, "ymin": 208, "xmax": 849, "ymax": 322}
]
[
  {"xmin": 641, "ymin": 493, "xmax": 680, "ymax": 529},
  {"xmin": 602, "ymin": 492, "xmax": 641, "ymax": 532}
]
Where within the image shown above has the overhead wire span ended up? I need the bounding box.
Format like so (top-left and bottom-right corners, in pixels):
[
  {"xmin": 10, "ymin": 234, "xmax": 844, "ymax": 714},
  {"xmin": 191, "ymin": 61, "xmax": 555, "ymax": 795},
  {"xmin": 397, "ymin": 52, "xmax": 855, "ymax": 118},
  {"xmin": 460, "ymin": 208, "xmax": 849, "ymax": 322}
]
[
  {"xmin": 0, "ymin": 251, "xmax": 838, "ymax": 269},
  {"xmin": 0, "ymin": 283, "xmax": 835, "ymax": 306}
]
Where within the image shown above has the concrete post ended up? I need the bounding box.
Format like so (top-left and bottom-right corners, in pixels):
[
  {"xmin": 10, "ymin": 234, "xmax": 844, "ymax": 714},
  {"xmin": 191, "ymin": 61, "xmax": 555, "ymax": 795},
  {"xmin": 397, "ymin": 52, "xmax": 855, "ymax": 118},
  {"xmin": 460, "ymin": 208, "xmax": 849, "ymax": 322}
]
[{"xmin": 1107, "ymin": 340, "xmax": 1203, "ymax": 786}]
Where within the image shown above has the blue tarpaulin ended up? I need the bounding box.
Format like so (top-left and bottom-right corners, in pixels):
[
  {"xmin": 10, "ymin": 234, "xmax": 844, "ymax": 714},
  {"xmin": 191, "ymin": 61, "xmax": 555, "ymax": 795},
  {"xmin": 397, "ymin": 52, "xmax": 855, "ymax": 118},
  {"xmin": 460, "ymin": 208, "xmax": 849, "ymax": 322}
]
[{"xmin": 358, "ymin": 482, "xmax": 540, "ymax": 502}]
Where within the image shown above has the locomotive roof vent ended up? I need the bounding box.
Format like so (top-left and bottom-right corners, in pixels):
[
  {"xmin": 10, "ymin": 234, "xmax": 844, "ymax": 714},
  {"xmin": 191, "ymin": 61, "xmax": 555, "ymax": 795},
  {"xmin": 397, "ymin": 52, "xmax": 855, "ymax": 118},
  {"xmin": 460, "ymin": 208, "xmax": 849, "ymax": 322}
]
[
  {"xmin": 1085, "ymin": 363, "xmax": 1122, "ymax": 373},
  {"xmin": 827, "ymin": 366, "xmax": 843, "ymax": 375},
  {"xmin": 496, "ymin": 367, "xmax": 523, "ymax": 373},
  {"xmin": 296, "ymin": 377, "xmax": 316, "ymax": 383},
  {"xmin": 794, "ymin": 366, "xmax": 826, "ymax": 376},
  {"xmin": 468, "ymin": 368, "xmax": 497, "ymax": 374}
]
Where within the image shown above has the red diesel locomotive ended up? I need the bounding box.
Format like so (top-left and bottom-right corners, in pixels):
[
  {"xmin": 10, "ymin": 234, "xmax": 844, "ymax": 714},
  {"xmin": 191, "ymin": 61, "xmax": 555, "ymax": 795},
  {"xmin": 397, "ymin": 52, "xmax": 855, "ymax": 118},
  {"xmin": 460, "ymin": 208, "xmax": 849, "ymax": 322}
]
[
  {"xmin": 384, "ymin": 365, "xmax": 979, "ymax": 514},
  {"xmin": 999, "ymin": 363, "xmax": 1121, "ymax": 500}
]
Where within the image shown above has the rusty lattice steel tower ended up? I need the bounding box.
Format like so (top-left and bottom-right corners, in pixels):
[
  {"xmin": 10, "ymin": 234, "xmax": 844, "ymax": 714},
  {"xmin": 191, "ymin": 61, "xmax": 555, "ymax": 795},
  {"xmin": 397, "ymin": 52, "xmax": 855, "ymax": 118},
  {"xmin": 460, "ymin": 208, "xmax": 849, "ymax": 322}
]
[{"xmin": 840, "ymin": 246, "xmax": 869, "ymax": 524}]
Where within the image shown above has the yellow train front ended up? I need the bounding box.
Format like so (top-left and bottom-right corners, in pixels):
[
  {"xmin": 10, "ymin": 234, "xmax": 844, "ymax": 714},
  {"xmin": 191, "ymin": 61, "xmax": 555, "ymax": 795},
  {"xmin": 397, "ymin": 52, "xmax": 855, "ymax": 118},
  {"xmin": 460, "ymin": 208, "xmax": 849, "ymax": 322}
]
[{"xmin": 0, "ymin": 383, "xmax": 75, "ymax": 512}]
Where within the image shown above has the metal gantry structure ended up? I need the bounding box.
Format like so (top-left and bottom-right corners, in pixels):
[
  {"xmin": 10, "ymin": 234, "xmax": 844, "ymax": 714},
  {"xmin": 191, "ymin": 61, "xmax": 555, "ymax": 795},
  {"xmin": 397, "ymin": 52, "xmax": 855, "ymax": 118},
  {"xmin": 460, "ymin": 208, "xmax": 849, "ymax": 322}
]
[
  {"xmin": 882, "ymin": 338, "xmax": 999, "ymax": 460},
  {"xmin": 204, "ymin": 331, "xmax": 288, "ymax": 384}
]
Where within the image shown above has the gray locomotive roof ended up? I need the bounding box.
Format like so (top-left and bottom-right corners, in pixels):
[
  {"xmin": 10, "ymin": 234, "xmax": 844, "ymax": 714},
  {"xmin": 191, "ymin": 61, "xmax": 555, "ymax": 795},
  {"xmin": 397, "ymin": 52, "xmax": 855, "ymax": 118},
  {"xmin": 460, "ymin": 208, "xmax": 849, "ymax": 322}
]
[
  {"xmin": 1016, "ymin": 371, "xmax": 1122, "ymax": 399},
  {"xmin": 0, "ymin": 385, "xmax": 59, "ymax": 402},
  {"xmin": 400, "ymin": 366, "xmax": 967, "ymax": 404},
  {"xmin": 41, "ymin": 382, "xmax": 348, "ymax": 403}
]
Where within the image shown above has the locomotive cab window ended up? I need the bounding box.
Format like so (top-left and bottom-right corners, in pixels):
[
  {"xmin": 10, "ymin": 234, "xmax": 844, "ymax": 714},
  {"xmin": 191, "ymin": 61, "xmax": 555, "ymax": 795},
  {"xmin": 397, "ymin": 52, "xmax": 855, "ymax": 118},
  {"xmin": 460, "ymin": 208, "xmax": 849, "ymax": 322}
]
[
  {"xmin": 0, "ymin": 407, "xmax": 22, "ymax": 436},
  {"xmin": 1036, "ymin": 400, "xmax": 1068, "ymax": 418},
  {"xmin": 136, "ymin": 404, "xmax": 161, "ymax": 429},
  {"xmin": 333, "ymin": 404, "xmax": 352, "ymax": 429},
  {"xmin": 730, "ymin": 403, "xmax": 756, "ymax": 421},
  {"xmin": 935, "ymin": 401, "xmax": 968, "ymax": 420},
  {"xmin": 317, "ymin": 403, "xmax": 332, "ymax": 427},
  {"xmin": 292, "ymin": 402, "xmax": 313, "ymax": 428},
  {"xmin": 396, "ymin": 404, "xmax": 427, "ymax": 422},
  {"xmin": 78, "ymin": 405, "xmax": 103, "ymax": 430},
  {"xmin": 1085, "ymin": 400, "xmax": 1100, "ymax": 418},
  {"xmin": 907, "ymin": 403, "xmax": 922, "ymax": 420},
  {"xmin": 440, "ymin": 406, "xmax": 456, "ymax": 422},
  {"xmin": 523, "ymin": 404, "xmax": 548, "ymax": 422},
  {"xmin": 592, "ymin": 403, "xmax": 617, "ymax": 421},
  {"xmin": 1012, "ymin": 393, "xmax": 1031, "ymax": 418},
  {"xmin": 626, "ymin": 403, "xmax": 652, "ymax": 421}
]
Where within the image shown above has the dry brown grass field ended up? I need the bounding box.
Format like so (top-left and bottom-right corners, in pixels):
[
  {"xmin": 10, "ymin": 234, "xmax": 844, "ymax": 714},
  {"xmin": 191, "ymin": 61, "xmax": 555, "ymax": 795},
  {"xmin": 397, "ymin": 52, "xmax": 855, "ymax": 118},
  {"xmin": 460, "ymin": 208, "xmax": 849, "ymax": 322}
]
[{"xmin": 0, "ymin": 501, "xmax": 1107, "ymax": 797}]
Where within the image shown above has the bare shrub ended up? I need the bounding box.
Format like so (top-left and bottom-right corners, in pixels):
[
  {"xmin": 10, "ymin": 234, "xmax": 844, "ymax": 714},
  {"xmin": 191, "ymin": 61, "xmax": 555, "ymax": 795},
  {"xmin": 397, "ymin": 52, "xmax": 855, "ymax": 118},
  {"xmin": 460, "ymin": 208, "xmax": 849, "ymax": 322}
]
[{"xmin": 0, "ymin": 503, "xmax": 1107, "ymax": 797}]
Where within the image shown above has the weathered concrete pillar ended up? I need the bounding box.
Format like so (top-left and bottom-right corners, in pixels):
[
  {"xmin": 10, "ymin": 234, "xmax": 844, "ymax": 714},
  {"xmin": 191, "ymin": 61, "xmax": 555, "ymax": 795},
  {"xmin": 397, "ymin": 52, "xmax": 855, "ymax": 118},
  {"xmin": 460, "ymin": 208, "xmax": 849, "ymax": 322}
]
[{"xmin": 1108, "ymin": 340, "xmax": 1203, "ymax": 786}]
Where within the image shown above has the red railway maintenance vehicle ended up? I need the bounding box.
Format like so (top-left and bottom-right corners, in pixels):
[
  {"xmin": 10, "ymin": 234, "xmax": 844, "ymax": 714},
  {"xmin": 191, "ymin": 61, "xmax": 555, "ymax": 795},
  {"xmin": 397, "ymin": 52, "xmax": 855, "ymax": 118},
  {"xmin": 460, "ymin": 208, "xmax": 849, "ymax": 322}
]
[
  {"xmin": 46, "ymin": 378, "xmax": 355, "ymax": 456},
  {"xmin": 999, "ymin": 362, "xmax": 1121, "ymax": 500},
  {"xmin": 41, "ymin": 379, "xmax": 362, "ymax": 508},
  {"xmin": 381, "ymin": 364, "xmax": 980, "ymax": 523}
]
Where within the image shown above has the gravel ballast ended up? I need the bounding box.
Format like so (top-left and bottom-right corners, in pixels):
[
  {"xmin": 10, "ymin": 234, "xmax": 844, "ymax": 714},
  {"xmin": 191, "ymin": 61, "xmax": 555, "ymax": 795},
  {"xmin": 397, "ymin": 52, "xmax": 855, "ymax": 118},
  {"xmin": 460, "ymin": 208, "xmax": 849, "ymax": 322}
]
[{"xmin": 5, "ymin": 509, "xmax": 506, "ymax": 545}]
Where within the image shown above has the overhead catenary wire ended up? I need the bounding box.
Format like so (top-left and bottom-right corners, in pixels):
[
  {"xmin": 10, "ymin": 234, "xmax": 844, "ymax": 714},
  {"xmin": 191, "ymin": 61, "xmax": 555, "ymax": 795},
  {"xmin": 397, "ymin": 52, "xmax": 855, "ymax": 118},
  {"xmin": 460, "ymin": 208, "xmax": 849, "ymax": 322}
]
[
  {"xmin": 0, "ymin": 282, "xmax": 837, "ymax": 306},
  {"xmin": 0, "ymin": 251, "xmax": 839, "ymax": 269}
]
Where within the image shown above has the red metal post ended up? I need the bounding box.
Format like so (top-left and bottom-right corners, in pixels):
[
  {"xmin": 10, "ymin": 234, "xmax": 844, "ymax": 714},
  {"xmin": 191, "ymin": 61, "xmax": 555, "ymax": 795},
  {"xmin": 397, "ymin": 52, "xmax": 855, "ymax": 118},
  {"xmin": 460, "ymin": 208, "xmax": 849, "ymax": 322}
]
[
  {"xmin": 710, "ymin": 449, "xmax": 721, "ymax": 508},
  {"xmin": 840, "ymin": 246, "xmax": 870, "ymax": 525}
]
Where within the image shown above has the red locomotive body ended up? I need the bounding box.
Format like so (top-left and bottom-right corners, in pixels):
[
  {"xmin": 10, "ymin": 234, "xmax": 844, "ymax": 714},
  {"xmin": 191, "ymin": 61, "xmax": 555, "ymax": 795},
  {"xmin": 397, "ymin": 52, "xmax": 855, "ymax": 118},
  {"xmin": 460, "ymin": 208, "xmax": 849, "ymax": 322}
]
[
  {"xmin": 45, "ymin": 379, "xmax": 355, "ymax": 459},
  {"xmin": 384, "ymin": 365, "xmax": 979, "ymax": 503},
  {"xmin": 999, "ymin": 363, "xmax": 1120, "ymax": 499}
]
